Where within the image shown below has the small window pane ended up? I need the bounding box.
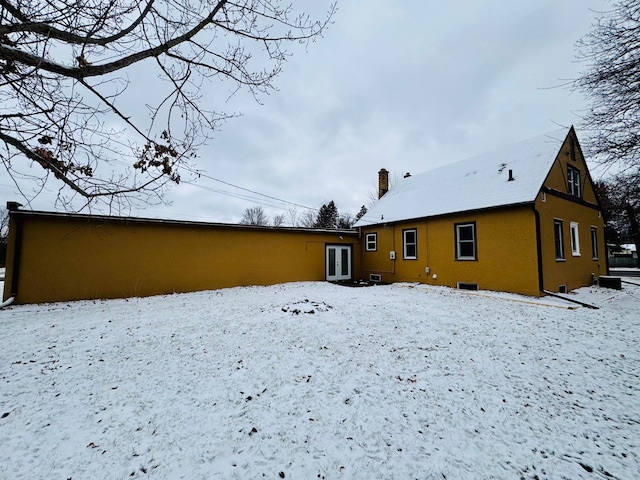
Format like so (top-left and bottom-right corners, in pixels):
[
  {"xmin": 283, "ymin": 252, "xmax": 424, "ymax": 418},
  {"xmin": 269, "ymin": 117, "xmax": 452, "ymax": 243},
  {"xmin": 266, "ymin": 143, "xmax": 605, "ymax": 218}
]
[
  {"xmin": 341, "ymin": 248, "xmax": 349, "ymax": 275},
  {"xmin": 328, "ymin": 249, "xmax": 336, "ymax": 276}
]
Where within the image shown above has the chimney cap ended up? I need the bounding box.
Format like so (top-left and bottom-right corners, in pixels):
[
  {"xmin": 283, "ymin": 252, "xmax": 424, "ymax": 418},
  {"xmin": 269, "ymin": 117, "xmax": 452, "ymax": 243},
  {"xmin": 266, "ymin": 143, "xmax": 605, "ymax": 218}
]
[{"xmin": 6, "ymin": 201, "xmax": 23, "ymax": 211}]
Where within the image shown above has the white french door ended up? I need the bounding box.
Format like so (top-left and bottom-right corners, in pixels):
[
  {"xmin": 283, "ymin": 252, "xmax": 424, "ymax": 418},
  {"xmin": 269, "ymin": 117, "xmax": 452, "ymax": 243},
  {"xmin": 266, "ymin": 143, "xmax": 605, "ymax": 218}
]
[{"xmin": 326, "ymin": 245, "xmax": 352, "ymax": 281}]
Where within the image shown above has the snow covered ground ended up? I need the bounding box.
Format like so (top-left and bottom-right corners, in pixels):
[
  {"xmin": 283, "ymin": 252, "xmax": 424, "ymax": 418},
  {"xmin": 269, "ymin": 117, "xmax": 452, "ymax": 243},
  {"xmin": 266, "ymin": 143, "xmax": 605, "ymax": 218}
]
[{"xmin": 1, "ymin": 281, "xmax": 639, "ymax": 480}]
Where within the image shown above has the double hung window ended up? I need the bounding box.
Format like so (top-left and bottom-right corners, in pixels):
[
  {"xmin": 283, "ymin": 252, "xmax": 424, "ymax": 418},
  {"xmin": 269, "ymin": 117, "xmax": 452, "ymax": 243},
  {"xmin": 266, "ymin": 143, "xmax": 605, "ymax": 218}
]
[
  {"xmin": 570, "ymin": 222, "xmax": 580, "ymax": 256},
  {"xmin": 590, "ymin": 227, "xmax": 599, "ymax": 259},
  {"xmin": 567, "ymin": 165, "xmax": 581, "ymax": 197},
  {"xmin": 455, "ymin": 223, "xmax": 477, "ymax": 260},
  {"xmin": 365, "ymin": 233, "xmax": 377, "ymax": 251},
  {"xmin": 554, "ymin": 220, "xmax": 565, "ymax": 260},
  {"xmin": 403, "ymin": 229, "xmax": 417, "ymax": 259}
]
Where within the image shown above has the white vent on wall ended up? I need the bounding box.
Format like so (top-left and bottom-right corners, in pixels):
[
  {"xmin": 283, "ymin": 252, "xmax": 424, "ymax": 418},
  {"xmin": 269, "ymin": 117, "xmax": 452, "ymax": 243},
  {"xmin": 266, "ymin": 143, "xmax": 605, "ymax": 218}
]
[{"xmin": 370, "ymin": 274, "xmax": 382, "ymax": 283}]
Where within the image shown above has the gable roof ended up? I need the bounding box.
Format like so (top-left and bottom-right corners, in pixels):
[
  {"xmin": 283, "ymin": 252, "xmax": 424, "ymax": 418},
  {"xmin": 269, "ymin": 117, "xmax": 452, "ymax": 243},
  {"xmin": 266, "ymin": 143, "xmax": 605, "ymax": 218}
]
[{"xmin": 354, "ymin": 127, "xmax": 572, "ymax": 227}]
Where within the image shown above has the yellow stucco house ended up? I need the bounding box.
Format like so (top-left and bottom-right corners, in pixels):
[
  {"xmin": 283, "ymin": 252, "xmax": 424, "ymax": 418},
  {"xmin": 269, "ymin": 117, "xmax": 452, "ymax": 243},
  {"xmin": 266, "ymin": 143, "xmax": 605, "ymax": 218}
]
[
  {"xmin": 354, "ymin": 126, "xmax": 607, "ymax": 296},
  {"xmin": 2, "ymin": 126, "xmax": 607, "ymax": 305}
]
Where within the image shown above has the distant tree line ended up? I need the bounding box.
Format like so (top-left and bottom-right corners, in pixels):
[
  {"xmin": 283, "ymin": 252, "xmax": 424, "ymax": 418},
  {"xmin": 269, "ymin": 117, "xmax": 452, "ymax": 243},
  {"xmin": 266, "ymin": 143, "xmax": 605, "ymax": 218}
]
[
  {"xmin": 240, "ymin": 202, "xmax": 368, "ymax": 229},
  {"xmin": 595, "ymin": 178, "xmax": 640, "ymax": 256}
]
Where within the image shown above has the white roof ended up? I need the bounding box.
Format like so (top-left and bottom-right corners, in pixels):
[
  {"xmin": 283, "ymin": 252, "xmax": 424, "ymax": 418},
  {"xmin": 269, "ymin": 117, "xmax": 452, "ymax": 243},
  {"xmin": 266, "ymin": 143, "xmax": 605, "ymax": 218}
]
[{"xmin": 355, "ymin": 127, "xmax": 569, "ymax": 226}]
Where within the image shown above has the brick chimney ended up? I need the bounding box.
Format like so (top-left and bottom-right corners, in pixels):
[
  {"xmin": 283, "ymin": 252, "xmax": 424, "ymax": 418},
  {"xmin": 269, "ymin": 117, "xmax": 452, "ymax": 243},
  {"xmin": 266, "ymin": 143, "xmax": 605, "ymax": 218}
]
[{"xmin": 378, "ymin": 168, "xmax": 389, "ymax": 199}]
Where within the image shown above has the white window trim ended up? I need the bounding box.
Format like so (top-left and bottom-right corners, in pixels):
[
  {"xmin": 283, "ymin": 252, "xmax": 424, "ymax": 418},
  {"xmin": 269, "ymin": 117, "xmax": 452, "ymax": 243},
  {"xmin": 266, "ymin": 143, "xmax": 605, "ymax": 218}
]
[
  {"xmin": 590, "ymin": 226, "xmax": 599, "ymax": 260},
  {"xmin": 570, "ymin": 222, "xmax": 580, "ymax": 256},
  {"xmin": 365, "ymin": 233, "xmax": 377, "ymax": 251},
  {"xmin": 567, "ymin": 165, "xmax": 581, "ymax": 197},
  {"xmin": 403, "ymin": 229, "xmax": 417, "ymax": 259},
  {"xmin": 455, "ymin": 223, "xmax": 477, "ymax": 261}
]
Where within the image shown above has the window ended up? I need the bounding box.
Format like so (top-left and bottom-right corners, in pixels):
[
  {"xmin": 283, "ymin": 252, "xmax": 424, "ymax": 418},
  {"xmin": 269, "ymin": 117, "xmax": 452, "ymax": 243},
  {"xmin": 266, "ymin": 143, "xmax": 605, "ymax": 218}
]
[
  {"xmin": 591, "ymin": 227, "xmax": 599, "ymax": 259},
  {"xmin": 455, "ymin": 222, "xmax": 477, "ymax": 260},
  {"xmin": 570, "ymin": 222, "xmax": 580, "ymax": 256},
  {"xmin": 567, "ymin": 165, "xmax": 581, "ymax": 197},
  {"xmin": 365, "ymin": 233, "xmax": 377, "ymax": 251},
  {"xmin": 554, "ymin": 220, "xmax": 565, "ymax": 260},
  {"xmin": 403, "ymin": 229, "xmax": 417, "ymax": 259}
]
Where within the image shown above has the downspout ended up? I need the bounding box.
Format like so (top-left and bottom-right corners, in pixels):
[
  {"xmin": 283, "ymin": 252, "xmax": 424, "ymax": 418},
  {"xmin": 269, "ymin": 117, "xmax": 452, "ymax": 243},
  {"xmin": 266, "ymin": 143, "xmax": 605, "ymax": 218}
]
[{"xmin": 532, "ymin": 204, "xmax": 545, "ymax": 293}]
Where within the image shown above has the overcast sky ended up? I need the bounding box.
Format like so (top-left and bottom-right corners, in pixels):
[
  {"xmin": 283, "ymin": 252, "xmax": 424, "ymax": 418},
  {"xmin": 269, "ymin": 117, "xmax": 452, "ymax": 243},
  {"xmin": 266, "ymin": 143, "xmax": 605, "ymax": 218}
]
[{"xmin": 1, "ymin": 0, "xmax": 612, "ymax": 225}]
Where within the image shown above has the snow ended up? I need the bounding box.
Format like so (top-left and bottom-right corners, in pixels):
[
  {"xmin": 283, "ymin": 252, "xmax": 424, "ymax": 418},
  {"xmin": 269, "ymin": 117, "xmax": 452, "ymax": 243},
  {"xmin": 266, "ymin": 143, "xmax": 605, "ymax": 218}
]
[
  {"xmin": 1, "ymin": 280, "xmax": 639, "ymax": 479},
  {"xmin": 355, "ymin": 128, "xmax": 569, "ymax": 226}
]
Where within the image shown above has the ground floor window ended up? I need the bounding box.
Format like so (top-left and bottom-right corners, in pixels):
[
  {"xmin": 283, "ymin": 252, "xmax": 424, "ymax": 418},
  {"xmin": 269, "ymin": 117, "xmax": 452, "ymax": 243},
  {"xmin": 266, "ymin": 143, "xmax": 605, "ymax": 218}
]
[
  {"xmin": 554, "ymin": 219, "xmax": 565, "ymax": 260},
  {"xmin": 455, "ymin": 222, "xmax": 477, "ymax": 260},
  {"xmin": 403, "ymin": 229, "xmax": 417, "ymax": 259},
  {"xmin": 365, "ymin": 233, "xmax": 377, "ymax": 251},
  {"xmin": 591, "ymin": 227, "xmax": 598, "ymax": 259},
  {"xmin": 570, "ymin": 222, "xmax": 580, "ymax": 256}
]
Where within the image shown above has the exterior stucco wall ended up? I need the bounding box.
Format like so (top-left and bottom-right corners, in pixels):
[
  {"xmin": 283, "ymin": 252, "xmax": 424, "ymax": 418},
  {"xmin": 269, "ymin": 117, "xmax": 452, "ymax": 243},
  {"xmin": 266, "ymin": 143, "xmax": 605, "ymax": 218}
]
[
  {"xmin": 360, "ymin": 206, "xmax": 541, "ymax": 296},
  {"xmin": 3, "ymin": 212, "xmax": 359, "ymax": 304},
  {"xmin": 535, "ymin": 192, "xmax": 606, "ymax": 292},
  {"xmin": 535, "ymin": 128, "xmax": 607, "ymax": 292}
]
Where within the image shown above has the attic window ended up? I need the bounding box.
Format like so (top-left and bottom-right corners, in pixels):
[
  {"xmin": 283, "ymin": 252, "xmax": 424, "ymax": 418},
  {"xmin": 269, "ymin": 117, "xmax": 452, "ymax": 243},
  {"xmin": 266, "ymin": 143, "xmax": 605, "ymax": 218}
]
[{"xmin": 567, "ymin": 165, "xmax": 581, "ymax": 197}]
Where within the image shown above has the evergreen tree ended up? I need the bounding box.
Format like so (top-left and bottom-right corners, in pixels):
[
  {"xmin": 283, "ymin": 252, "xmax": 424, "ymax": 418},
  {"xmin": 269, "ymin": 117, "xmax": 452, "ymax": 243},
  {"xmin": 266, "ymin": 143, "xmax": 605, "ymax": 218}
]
[
  {"xmin": 355, "ymin": 205, "xmax": 368, "ymax": 221},
  {"xmin": 314, "ymin": 201, "xmax": 338, "ymax": 229}
]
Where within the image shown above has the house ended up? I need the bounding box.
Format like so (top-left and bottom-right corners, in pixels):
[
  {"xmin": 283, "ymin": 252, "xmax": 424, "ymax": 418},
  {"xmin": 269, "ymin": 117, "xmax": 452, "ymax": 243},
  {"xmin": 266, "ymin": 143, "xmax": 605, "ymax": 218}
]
[
  {"xmin": 2, "ymin": 126, "xmax": 607, "ymax": 305},
  {"xmin": 354, "ymin": 126, "xmax": 607, "ymax": 296}
]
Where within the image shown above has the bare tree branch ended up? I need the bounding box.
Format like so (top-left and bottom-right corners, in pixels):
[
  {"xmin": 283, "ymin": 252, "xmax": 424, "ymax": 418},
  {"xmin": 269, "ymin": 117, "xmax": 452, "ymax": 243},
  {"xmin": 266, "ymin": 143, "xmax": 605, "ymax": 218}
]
[
  {"xmin": 0, "ymin": 0, "xmax": 336, "ymax": 211},
  {"xmin": 574, "ymin": 0, "xmax": 640, "ymax": 173}
]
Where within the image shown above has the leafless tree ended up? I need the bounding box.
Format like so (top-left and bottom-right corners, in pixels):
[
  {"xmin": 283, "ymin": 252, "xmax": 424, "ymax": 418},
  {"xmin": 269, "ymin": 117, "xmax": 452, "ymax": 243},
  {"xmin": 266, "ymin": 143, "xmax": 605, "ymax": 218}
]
[
  {"xmin": 0, "ymin": 207, "xmax": 8, "ymax": 240},
  {"xmin": 574, "ymin": 0, "xmax": 640, "ymax": 173},
  {"xmin": 240, "ymin": 205, "xmax": 268, "ymax": 226},
  {"xmin": 272, "ymin": 213, "xmax": 286, "ymax": 227},
  {"xmin": 298, "ymin": 209, "xmax": 316, "ymax": 228},
  {"xmin": 286, "ymin": 206, "xmax": 299, "ymax": 227},
  {"xmin": 0, "ymin": 0, "xmax": 335, "ymax": 211}
]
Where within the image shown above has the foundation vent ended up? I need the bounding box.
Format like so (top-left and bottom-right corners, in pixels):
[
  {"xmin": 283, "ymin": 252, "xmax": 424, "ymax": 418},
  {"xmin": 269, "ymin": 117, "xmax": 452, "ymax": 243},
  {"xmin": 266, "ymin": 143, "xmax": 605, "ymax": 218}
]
[
  {"xmin": 457, "ymin": 282, "xmax": 479, "ymax": 291},
  {"xmin": 558, "ymin": 285, "xmax": 567, "ymax": 294},
  {"xmin": 369, "ymin": 274, "xmax": 382, "ymax": 283}
]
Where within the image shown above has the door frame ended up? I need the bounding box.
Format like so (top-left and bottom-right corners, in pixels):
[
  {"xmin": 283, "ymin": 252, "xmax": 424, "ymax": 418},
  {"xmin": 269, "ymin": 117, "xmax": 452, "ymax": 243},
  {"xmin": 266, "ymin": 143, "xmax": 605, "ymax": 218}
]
[{"xmin": 325, "ymin": 244, "xmax": 353, "ymax": 281}]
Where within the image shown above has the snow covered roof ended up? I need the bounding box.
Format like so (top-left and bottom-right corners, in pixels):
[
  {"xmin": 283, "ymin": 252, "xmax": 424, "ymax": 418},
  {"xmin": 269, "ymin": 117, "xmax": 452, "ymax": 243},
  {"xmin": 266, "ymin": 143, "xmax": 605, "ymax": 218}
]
[{"xmin": 355, "ymin": 127, "xmax": 570, "ymax": 226}]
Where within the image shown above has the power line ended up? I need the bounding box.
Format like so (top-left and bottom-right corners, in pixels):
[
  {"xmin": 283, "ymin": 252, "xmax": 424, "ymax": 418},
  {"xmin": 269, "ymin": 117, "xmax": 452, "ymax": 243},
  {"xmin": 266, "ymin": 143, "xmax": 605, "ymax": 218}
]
[{"xmin": 191, "ymin": 172, "xmax": 319, "ymax": 212}]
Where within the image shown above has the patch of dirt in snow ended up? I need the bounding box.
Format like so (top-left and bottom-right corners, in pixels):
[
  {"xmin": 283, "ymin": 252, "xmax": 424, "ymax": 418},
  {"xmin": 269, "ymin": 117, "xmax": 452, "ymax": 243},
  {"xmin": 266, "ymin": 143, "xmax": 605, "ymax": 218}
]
[{"xmin": 281, "ymin": 299, "xmax": 333, "ymax": 315}]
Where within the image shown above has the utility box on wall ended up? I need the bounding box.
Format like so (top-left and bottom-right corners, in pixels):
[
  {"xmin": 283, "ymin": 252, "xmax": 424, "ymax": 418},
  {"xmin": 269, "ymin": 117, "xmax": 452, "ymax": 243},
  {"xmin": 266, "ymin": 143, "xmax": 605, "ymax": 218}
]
[{"xmin": 389, "ymin": 251, "xmax": 396, "ymax": 260}]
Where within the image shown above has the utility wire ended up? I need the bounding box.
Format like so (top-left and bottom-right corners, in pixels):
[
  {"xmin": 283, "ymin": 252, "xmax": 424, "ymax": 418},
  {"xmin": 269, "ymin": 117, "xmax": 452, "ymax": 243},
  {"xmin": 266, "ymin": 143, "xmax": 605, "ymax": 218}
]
[{"xmin": 191, "ymin": 172, "xmax": 319, "ymax": 212}]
